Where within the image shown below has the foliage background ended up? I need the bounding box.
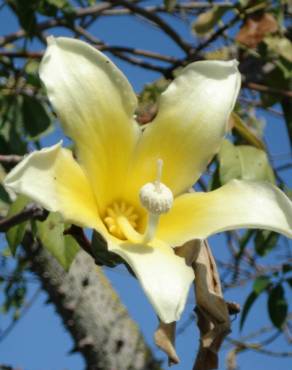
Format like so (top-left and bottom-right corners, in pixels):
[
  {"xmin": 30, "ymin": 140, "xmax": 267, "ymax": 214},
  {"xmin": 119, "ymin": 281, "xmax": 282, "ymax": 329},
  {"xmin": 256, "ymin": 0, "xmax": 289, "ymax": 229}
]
[{"xmin": 0, "ymin": 1, "xmax": 291, "ymax": 369}]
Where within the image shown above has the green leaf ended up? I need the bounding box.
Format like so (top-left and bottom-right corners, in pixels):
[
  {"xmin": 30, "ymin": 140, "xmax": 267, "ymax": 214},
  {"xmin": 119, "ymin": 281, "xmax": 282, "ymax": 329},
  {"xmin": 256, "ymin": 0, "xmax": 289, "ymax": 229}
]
[
  {"xmin": 1, "ymin": 246, "xmax": 12, "ymax": 257},
  {"xmin": 208, "ymin": 162, "xmax": 221, "ymax": 191},
  {"xmin": 37, "ymin": 213, "xmax": 80, "ymax": 271},
  {"xmin": 255, "ymin": 230, "xmax": 279, "ymax": 256},
  {"xmin": 6, "ymin": 195, "xmax": 30, "ymax": 255},
  {"xmin": 8, "ymin": 0, "xmax": 37, "ymax": 36},
  {"xmin": 192, "ymin": 6, "xmax": 229, "ymax": 35},
  {"xmin": 25, "ymin": 60, "xmax": 41, "ymax": 87},
  {"xmin": 91, "ymin": 231, "xmax": 122, "ymax": 267},
  {"xmin": 240, "ymin": 291, "xmax": 258, "ymax": 330},
  {"xmin": 262, "ymin": 63, "xmax": 291, "ymax": 108},
  {"xmin": 286, "ymin": 278, "xmax": 292, "ymax": 288},
  {"xmin": 205, "ymin": 47, "xmax": 232, "ymax": 61},
  {"xmin": 164, "ymin": 0, "xmax": 177, "ymax": 12},
  {"xmin": 37, "ymin": 0, "xmax": 72, "ymax": 16},
  {"xmin": 46, "ymin": 0, "xmax": 69, "ymax": 7},
  {"xmin": 282, "ymin": 264, "xmax": 292, "ymax": 274},
  {"xmin": 219, "ymin": 140, "xmax": 275, "ymax": 185},
  {"xmin": 240, "ymin": 276, "xmax": 270, "ymax": 330},
  {"xmin": 0, "ymin": 184, "xmax": 11, "ymax": 205},
  {"xmin": 253, "ymin": 276, "xmax": 270, "ymax": 294},
  {"xmin": 0, "ymin": 96, "xmax": 28, "ymax": 155},
  {"xmin": 21, "ymin": 95, "xmax": 52, "ymax": 139},
  {"xmin": 264, "ymin": 36, "xmax": 292, "ymax": 62},
  {"xmin": 268, "ymin": 285, "xmax": 288, "ymax": 328},
  {"xmin": 0, "ymin": 164, "xmax": 11, "ymax": 208}
]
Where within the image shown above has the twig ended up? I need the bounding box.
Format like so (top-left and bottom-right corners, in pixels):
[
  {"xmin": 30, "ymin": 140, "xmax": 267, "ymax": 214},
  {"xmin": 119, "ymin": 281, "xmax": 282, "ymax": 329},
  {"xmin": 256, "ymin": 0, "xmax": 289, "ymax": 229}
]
[
  {"xmin": 0, "ymin": 154, "xmax": 23, "ymax": 164},
  {"xmin": 108, "ymin": 52, "xmax": 167, "ymax": 74},
  {"xmin": 101, "ymin": 2, "xmax": 234, "ymax": 15},
  {"xmin": 226, "ymin": 337, "xmax": 292, "ymax": 357},
  {"xmin": 193, "ymin": 12, "xmax": 240, "ymax": 55},
  {"xmin": 244, "ymin": 82, "xmax": 292, "ymax": 98},
  {"xmin": 0, "ymin": 44, "xmax": 169, "ymax": 74},
  {"xmin": 275, "ymin": 163, "xmax": 292, "ymax": 172},
  {"xmin": 0, "ymin": 2, "xmax": 113, "ymax": 47},
  {"xmin": 72, "ymin": 25, "xmax": 168, "ymax": 73},
  {"xmin": 239, "ymin": 97, "xmax": 283, "ymax": 117},
  {"xmin": 0, "ymin": 50, "xmax": 42, "ymax": 59},
  {"xmin": 0, "ymin": 204, "xmax": 48, "ymax": 232},
  {"xmin": 63, "ymin": 225, "xmax": 94, "ymax": 260},
  {"xmin": 0, "ymin": 365, "xmax": 21, "ymax": 370},
  {"xmin": 164, "ymin": 9, "xmax": 241, "ymax": 76},
  {"xmin": 109, "ymin": 0, "xmax": 191, "ymax": 55},
  {"xmin": 101, "ymin": 46, "xmax": 178, "ymax": 63}
]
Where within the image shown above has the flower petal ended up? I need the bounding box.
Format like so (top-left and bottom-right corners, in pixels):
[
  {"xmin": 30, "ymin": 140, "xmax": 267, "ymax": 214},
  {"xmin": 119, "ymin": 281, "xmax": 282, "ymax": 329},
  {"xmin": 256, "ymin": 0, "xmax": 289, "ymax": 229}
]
[
  {"xmin": 39, "ymin": 37, "xmax": 140, "ymax": 211},
  {"xmin": 4, "ymin": 143, "xmax": 101, "ymax": 230},
  {"xmin": 126, "ymin": 60, "xmax": 241, "ymax": 202},
  {"xmin": 108, "ymin": 240, "xmax": 194, "ymax": 323},
  {"xmin": 157, "ymin": 180, "xmax": 292, "ymax": 246}
]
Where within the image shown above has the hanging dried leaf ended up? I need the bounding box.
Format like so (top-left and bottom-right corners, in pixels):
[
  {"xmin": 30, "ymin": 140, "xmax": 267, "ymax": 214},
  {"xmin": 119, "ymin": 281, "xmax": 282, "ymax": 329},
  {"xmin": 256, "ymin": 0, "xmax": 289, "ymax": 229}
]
[
  {"xmin": 154, "ymin": 321, "xmax": 180, "ymax": 365},
  {"xmin": 236, "ymin": 12, "xmax": 278, "ymax": 48},
  {"xmin": 192, "ymin": 240, "xmax": 232, "ymax": 370}
]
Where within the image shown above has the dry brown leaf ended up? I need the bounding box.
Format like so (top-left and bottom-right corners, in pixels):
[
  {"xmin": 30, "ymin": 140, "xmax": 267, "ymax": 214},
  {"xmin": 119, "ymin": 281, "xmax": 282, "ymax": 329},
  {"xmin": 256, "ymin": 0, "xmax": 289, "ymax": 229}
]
[
  {"xmin": 236, "ymin": 13, "xmax": 278, "ymax": 48},
  {"xmin": 192, "ymin": 240, "xmax": 231, "ymax": 370},
  {"xmin": 226, "ymin": 347, "xmax": 238, "ymax": 370},
  {"xmin": 173, "ymin": 240, "xmax": 240, "ymax": 369},
  {"xmin": 154, "ymin": 321, "xmax": 180, "ymax": 365}
]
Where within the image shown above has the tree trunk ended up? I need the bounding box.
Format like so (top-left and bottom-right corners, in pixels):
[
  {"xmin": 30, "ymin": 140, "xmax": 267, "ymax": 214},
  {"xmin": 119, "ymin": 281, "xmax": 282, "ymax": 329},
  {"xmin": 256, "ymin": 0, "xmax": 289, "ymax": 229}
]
[{"xmin": 22, "ymin": 233, "xmax": 161, "ymax": 370}]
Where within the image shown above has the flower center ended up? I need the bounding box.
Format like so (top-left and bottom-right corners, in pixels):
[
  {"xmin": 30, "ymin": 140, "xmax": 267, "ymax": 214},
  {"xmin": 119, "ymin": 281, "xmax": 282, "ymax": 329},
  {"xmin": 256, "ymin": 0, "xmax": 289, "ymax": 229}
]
[
  {"xmin": 103, "ymin": 201, "xmax": 139, "ymax": 240},
  {"xmin": 103, "ymin": 159, "xmax": 173, "ymax": 244}
]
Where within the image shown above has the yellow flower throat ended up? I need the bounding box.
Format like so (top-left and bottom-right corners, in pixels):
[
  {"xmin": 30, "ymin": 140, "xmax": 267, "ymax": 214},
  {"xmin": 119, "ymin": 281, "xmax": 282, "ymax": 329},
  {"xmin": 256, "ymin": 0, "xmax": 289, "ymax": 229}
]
[
  {"xmin": 103, "ymin": 159, "xmax": 173, "ymax": 243},
  {"xmin": 104, "ymin": 201, "xmax": 140, "ymax": 240}
]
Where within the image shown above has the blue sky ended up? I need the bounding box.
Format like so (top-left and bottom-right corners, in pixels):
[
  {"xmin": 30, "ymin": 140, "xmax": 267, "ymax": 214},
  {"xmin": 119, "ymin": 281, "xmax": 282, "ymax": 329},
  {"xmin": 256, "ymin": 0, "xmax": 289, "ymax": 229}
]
[{"xmin": 0, "ymin": 2, "xmax": 291, "ymax": 370}]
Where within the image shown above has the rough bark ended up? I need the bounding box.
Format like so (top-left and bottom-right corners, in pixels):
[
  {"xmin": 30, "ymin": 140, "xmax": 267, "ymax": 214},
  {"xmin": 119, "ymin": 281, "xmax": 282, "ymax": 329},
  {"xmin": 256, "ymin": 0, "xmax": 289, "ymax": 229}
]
[{"xmin": 22, "ymin": 233, "xmax": 161, "ymax": 370}]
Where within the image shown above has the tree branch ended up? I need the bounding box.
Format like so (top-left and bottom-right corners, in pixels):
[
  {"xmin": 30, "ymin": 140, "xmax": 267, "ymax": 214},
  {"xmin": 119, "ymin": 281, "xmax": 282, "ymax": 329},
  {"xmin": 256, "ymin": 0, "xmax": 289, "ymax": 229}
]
[
  {"xmin": 101, "ymin": 2, "xmax": 234, "ymax": 15},
  {"xmin": 108, "ymin": 0, "xmax": 191, "ymax": 55},
  {"xmin": 22, "ymin": 232, "xmax": 161, "ymax": 370},
  {"xmin": 244, "ymin": 82, "xmax": 292, "ymax": 98},
  {"xmin": 0, "ymin": 204, "xmax": 48, "ymax": 233},
  {"xmin": 0, "ymin": 154, "xmax": 23, "ymax": 164}
]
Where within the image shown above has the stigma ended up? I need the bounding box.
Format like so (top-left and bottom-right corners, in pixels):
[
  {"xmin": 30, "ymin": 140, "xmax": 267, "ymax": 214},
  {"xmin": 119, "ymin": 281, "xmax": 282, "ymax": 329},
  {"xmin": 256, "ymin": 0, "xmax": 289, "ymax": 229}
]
[
  {"xmin": 139, "ymin": 159, "xmax": 173, "ymax": 243},
  {"xmin": 139, "ymin": 159, "xmax": 173, "ymax": 214}
]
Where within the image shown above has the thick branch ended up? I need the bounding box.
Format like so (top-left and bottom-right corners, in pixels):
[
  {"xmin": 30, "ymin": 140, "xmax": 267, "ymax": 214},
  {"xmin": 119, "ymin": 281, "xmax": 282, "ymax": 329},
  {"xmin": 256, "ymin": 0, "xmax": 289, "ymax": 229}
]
[{"xmin": 22, "ymin": 232, "xmax": 161, "ymax": 370}]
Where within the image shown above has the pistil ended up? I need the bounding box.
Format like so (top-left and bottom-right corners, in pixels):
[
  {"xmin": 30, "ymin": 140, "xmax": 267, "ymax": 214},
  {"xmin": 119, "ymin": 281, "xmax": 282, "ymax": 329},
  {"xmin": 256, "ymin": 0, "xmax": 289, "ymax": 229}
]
[{"xmin": 138, "ymin": 159, "xmax": 173, "ymax": 244}]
